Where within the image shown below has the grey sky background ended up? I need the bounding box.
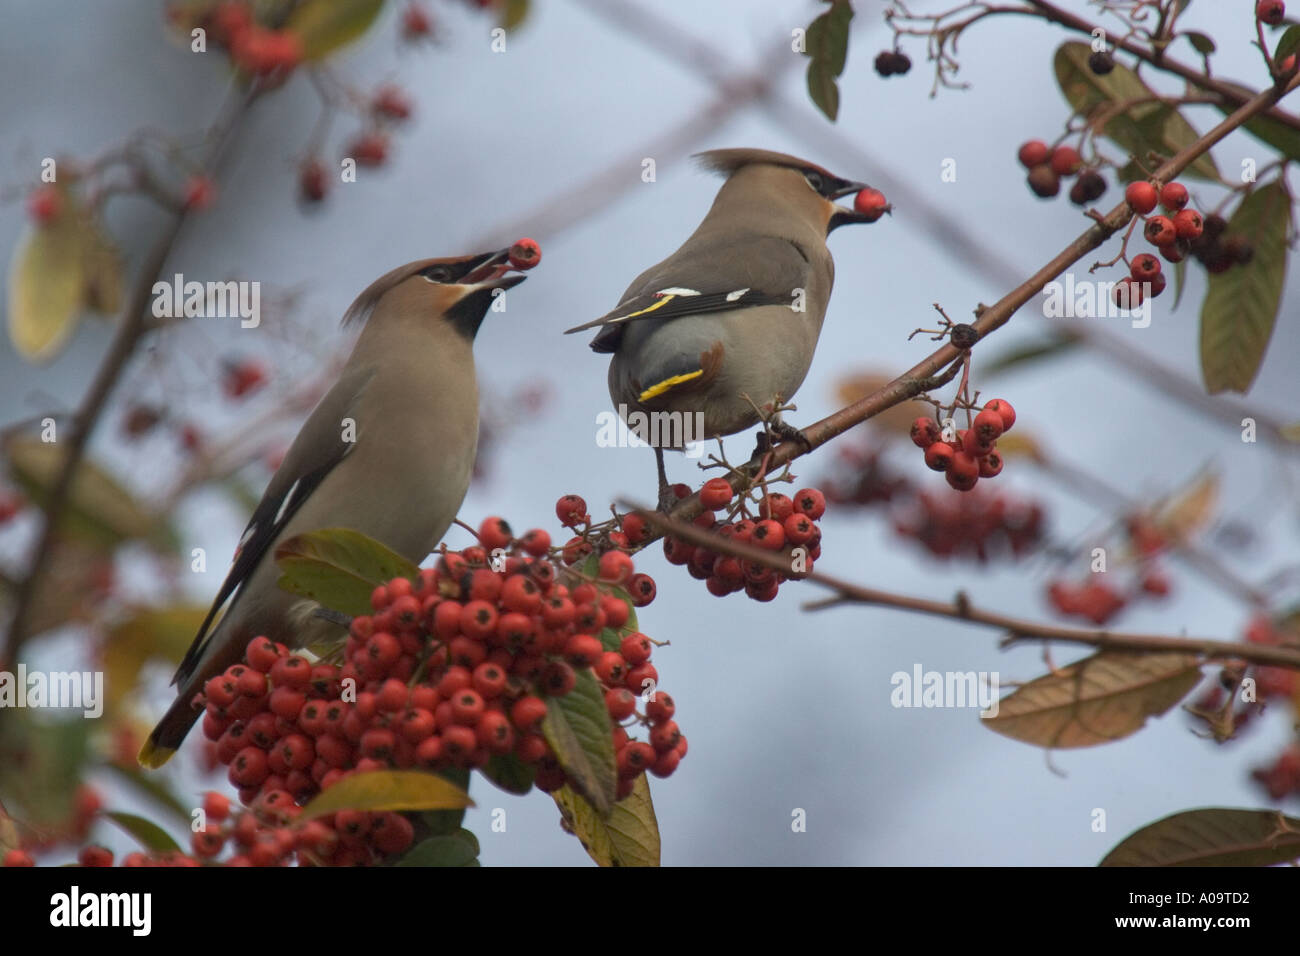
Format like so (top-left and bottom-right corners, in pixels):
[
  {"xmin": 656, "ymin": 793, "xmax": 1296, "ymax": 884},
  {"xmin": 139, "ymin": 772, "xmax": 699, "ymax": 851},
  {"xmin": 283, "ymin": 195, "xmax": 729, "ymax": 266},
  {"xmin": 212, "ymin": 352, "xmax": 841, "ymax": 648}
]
[{"xmin": 2, "ymin": 0, "xmax": 1298, "ymax": 865}]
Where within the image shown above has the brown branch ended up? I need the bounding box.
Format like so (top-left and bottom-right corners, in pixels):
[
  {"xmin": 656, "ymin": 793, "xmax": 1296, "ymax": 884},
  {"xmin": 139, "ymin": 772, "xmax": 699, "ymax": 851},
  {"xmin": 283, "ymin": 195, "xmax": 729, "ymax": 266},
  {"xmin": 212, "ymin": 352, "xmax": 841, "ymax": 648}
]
[
  {"xmin": 627, "ymin": 504, "xmax": 1300, "ymax": 670},
  {"xmin": 650, "ymin": 70, "xmax": 1300, "ymax": 534},
  {"xmin": 2, "ymin": 87, "xmax": 258, "ymax": 662}
]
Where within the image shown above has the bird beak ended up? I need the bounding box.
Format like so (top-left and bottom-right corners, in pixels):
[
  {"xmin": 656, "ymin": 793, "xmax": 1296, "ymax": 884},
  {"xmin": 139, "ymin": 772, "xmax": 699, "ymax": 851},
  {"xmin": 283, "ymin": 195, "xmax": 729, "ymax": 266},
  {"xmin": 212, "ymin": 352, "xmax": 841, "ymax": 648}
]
[
  {"xmin": 827, "ymin": 181, "xmax": 885, "ymax": 231},
  {"xmin": 461, "ymin": 249, "xmax": 528, "ymax": 290}
]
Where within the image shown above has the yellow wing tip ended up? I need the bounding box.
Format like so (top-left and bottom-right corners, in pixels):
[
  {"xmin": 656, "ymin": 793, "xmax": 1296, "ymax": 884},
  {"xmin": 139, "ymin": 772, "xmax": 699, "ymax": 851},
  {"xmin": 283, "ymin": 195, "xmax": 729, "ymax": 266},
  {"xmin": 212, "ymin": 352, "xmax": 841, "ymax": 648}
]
[
  {"xmin": 137, "ymin": 738, "xmax": 175, "ymax": 769},
  {"xmin": 638, "ymin": 369, "xmax": 704, "ymax": 402}
]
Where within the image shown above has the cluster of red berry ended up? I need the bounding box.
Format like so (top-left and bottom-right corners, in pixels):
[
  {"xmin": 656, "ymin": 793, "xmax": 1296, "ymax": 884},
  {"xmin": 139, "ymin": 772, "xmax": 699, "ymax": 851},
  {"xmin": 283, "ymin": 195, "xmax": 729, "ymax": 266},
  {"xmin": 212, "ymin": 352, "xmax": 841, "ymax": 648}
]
[
  {"xmin": 1044, "ymin": 573, "xmax": 1169, "ymax": 626},
  {"xmin": 894, "ymin": 487, "xmax": 1045, "ymax": 561},
  {"xmin": 162, "ymin": 514, "xmax": 678, "ymax": 864},
  {"xmin": 1114, "ymin": 180, "xmax": 1204, "ymax": 306},
  {"xmin": 1017, "ymin": 140, "xmax": 1107, "ymax": 206},
  {"xmin": 617, "ymin": 481, "xmax": 826, "ymax": 602},
  {"xmin": 909, "ymin": 398, "xmax": 1016, "ymax": 492},
  {"xmin": 196, "ymin": 1, "xmax": 303, "ymax": 77}
]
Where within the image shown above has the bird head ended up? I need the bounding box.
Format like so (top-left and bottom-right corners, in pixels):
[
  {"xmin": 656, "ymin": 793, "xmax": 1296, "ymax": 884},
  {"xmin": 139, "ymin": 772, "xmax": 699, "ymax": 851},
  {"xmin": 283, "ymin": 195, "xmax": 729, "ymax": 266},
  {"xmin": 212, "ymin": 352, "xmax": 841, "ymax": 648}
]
[
  {"xmin": 695, "ymin": 147, "xmax": 879, "ymax": 234},
  {"xmin": 341, "ymin": 247, "xmax": 534, "ymax": 339}
]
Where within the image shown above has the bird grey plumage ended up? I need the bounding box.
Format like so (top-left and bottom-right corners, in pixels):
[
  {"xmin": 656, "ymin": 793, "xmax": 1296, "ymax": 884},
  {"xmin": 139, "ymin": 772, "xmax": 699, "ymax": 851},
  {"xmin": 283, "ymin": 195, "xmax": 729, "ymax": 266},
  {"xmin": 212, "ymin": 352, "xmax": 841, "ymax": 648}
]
[
  {"xmin": 140, "ymin": 249, "xmax": 530, "ymax": 767},
  {"xmin": 566, "ymin": 147, "xmax": 880, "ymax": 504}
]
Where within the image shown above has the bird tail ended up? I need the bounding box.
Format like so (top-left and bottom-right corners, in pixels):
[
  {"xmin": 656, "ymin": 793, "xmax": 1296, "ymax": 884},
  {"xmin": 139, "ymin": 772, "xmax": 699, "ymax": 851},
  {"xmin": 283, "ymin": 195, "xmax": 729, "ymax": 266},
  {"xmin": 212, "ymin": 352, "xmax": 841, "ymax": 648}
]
[{"xmin": 138, "ymin": 692, "xmax": 203, "ymax": 768}]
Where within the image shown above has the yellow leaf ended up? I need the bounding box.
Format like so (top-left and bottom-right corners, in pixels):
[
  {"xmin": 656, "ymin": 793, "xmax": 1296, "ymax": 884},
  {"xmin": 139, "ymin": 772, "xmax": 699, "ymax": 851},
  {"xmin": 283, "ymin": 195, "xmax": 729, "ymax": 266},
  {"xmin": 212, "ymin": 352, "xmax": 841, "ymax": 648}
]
[
  {"xmin": 298, "ymin": 770, "xmax": 473, "ymax": 821},
  {"xmin": 287, "ymin": 0, "xmax": 384, "ymax": 61},
  {"xmin": 6, "ymin": 204, "xmax": 85, "ymax": 363},
  {"xmin": 5, "ymin": 436, "xmax": 160, "ymax": 548},
  {"xmin": 1153, "ymin": 471, "xmax": 1219, "ymax": 543},
  {"xmin": 990, "ymin": 431, "xmax": 1044, "ymax": 461},
  {"xmin": 104, "ymin": 605, "xmax": 210, "ymax": 716},
  {"xmin": 553, "ymin": 775, "xmax": 661, "ymax": 867},
  {"xmin": 985, "ymin": 651, "xmax": 1203, "ymax": 748},
  {"xmin": 833, "ymin": 371, "xmax": 931, "ymax": 436}
]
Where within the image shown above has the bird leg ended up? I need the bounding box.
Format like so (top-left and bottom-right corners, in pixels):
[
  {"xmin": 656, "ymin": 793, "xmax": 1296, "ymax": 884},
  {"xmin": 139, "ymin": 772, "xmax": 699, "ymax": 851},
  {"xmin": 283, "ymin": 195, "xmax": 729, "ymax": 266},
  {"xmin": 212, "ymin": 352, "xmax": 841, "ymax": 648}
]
[{"xmin": 654, "ymin": 446, "xmax": 676, "ymax": 512}]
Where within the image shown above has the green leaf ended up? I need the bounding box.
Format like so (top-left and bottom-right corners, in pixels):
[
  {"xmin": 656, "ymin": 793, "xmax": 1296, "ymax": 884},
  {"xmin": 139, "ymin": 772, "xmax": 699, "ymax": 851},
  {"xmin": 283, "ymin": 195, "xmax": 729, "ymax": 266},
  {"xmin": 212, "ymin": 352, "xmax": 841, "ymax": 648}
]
[
  {"xmin": 286, "ymin": 0, "xmax": 384, "ymax": 61},
  {"xmin": 1199, "ymin": 179, "xmax": 1291, "ymax": 394},
  {"xmin": 983, "ymin": 335, "xmax": 1080, "ymax": 377},
  {"xmin": 1102, "ymin": 808, "xmax": 1300, "ymax": 866},
  {"xmin": 4, "ymin": 436, "xmax": 160, "ymax": 549},
  {"xmin": 103, "ymin": 811, "xmax": 181, "ymax": 854},
  {"xmin": 275, "ymin": 527, "xmax": 420, "ymax": 617},
  {"xmin": 542, "ymin": 669, "xmax": 617, "ymax": 817},
  {"xmin": 500, "ymin": 0, "xmax": 529, "ymax": 32},
  {"xmin": 984, "ymin": 651, "xmax": 1203, "ymax": 748},
  {"xmin": 1213, "ymin": 81, "xmax": 1300, "ymax": 161},
  {"xmin": 804, "ymin": 0, "xmax": 853, "ymax": 121},
  {"xmin": 1184, "ymin": 31, "xmax": 1215, "ymax": 55},
  {"xmin": 553, "ymin": 775, "xmax": 661, "ymax": 867},
  {"xmin": 298, "ymin": 769, "xmax": 473, "ymax": 821},
  {"xmin": 1053, "ymin": 41, "xmax": 1219, "ymax": 181},
  {"xmin": 1275, "ymin": 25, "xmax": 1300, "ymax": 64},
  {"xmin": 397, "ymin": 829, "xmax": 480, "ymax": 867},
  {"xmin": 1172, "ymin": 254, "xmax": 1188, "ymax": 310},
  {"xmin": 480, "ymin": 753, "xmax": 536, "ymax": 795}
]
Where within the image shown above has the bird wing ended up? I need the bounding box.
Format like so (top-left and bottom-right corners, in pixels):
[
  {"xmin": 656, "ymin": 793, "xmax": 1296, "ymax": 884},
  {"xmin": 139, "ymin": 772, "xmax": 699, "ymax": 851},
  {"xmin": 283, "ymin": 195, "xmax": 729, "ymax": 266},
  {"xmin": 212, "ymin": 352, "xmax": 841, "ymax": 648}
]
[
  {"xmin": 565, "ymin": 234, "xmax": 811, "ymax": 352},
  {"xmin": 171, "ymin": 363, "xmax": 376, "ymax": 687}
]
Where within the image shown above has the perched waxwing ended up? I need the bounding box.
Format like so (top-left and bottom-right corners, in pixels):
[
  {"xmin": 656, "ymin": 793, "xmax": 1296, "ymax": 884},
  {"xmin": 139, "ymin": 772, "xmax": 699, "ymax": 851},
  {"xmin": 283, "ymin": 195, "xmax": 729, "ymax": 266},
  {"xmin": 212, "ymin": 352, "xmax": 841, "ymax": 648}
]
[
  {"xmin": 566, "ymin": 148, "xmax": 881, "ymax": 507},
  {"xmin": 140, "ymin": 249, "xmax": 532, "ymax": 767}
]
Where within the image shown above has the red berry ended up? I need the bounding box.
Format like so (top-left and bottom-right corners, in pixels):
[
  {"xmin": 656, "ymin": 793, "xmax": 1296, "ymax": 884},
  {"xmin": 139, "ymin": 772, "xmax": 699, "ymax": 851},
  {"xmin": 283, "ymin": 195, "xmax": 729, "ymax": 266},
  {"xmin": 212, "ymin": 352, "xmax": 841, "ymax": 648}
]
[
  {"xmin": 1144, "ymin": 216, "xmax": 1176, "ymax": 246},
  {"xmin": 1026, "ymin": 165, "xmax": 1060, "ymax": 198},
  {"xmin": 555, "ymin": 494, "xmax": 587, "ymax": 528},
  {"xmin": 183, "ymin": 175, "xmax": 217, "ymax": 211},
  {"xmin": 348, "ymin": 132, "xmax": 389, "ymax": 167},
  {"xmin": 626, "ymin": 572, "xmax": 657, "ymax": 607},
  {"xmin": 598, "ymin": 549, "xmax": 635, "ymax": 584},
  {"xmin": 619, "ymin": 632, "xmax": 653, "ymax": 665},
  {"xmin": 372, "ymin": 85, "xmax": 412, "ymax": 120},
  {"xmin": 78, "ymin": 845, "xmax": 114, "ymax": 867},
  {"xmin": 972, "ymin": 409, "xmax": 1004, "ymax": 445},
  {"xmin": 1258, "ymin": 0, "xmax": 1286, "ymax": 26},
  {"xmin": 1129, "ymin": 253, "xmax": 1162, "ymax": 280},
  {"xmin": 606, "ymin": 687, "xmax": 637, "ymax": 720},
  {"xmin": 852, "ymin": 188, "xmax": 889, "ymax": 222},
  {"xmin": 3, "ymin": 849, "xmax": 34, "ymax": 867},
  {"xmin": 759, "ymin": 493, "xmax": 794, "ymax": 522},
  {"xmin": 978, "ymin": 451, "xmax": 1004, "ymax": 478},
  {"xmin": 508, "ymin": 238, "xmax": 541, "ymax": 270},
  {"xmin": 910, "ymin": 417, "xmax": 940, "ymax": 448},
  {"xmin": 924, "ymin": 441, "xmax": 955, "ymax": 472},
  {"xmin": 1124, "ymin": 181, "xmax": 1159, "ymax": 214},
  {"xmin": 620, "ymin": 512, "xmax": 649, "ymax": 544},
  {"xmin": 1017, "ymin": 140, "xmax": 1050, "ymax": 169},
  {"xmin": 402, "ymin": 2, "xmax": 433, "ymax": 39},
  {"xmin": 1112, "ymin": 277, "xmax": 1145, "ymax": 309},
  {"xmin": 699, "ymin": 477, "xmax": 734, "ymax": 511},
  {"xmin": 1049, "ymin": 145, "xmax": 1082, "ymax": 176},
  {"xmin": 511, "ymin": 696, "xmax": 549, "ymax": 734},
  {"xmin": 1173, "ymin": 209, "xmax": 1203, "ymax": 240},
  {"xmin": 564, "ymin": 633, "xmax": 604, "ymax": 669},
  {"xmin": 792, "ymin": 488, "xmax": 826, "ymax": 520},
  {"xmin": 984, "ymin": 399, "xmax": 1015, "ymax": 432},
  {"xmin": 751, "ymin": 519, "xmax": 786, "ymax": 551},
  {"xmin": 299, "ymin": 159, "xmax": 327, "ymax": 203},
  {"xmin": 520, "ymin": 528, "xmax": 550, "ymax": 557},
  {"xmin": 783, "ymin": 513, "xmax": 815, "ymax": 545},
  {"xmin": 478, "ymin": 516, "xmax": 512, "ymax": 550},
  {"xmin": 1159, "ymin": 182, "xmax": 1189, "ymax": 211},
  {"xmin": 26, "ymin": 185, "xmax": 62, "ymax": 224}
]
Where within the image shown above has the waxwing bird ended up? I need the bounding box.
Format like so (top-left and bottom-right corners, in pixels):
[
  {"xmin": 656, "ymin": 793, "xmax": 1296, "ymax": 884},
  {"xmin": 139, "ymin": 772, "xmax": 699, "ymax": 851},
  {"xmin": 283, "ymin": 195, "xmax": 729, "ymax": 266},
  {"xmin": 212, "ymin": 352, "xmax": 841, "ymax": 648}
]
[
  {"xmin": 140, "ymin": 249, "xmax": 531, "ymax": 767},
  {"xmin": 565, "ymin": 148, "xmax": 881, "ymax": 508}
]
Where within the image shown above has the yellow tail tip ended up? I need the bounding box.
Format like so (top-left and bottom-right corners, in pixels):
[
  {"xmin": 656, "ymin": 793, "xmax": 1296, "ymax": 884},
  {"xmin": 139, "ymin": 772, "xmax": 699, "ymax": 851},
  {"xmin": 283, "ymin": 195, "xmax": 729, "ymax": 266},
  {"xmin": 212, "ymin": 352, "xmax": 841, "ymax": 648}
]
[
  {"xmin": 638, "ymin": 368, "xmax": 704, "ymax": 402},
  {"xmin": 137, "ymin": 738, "xmax": 175, "ymax": 769}
]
